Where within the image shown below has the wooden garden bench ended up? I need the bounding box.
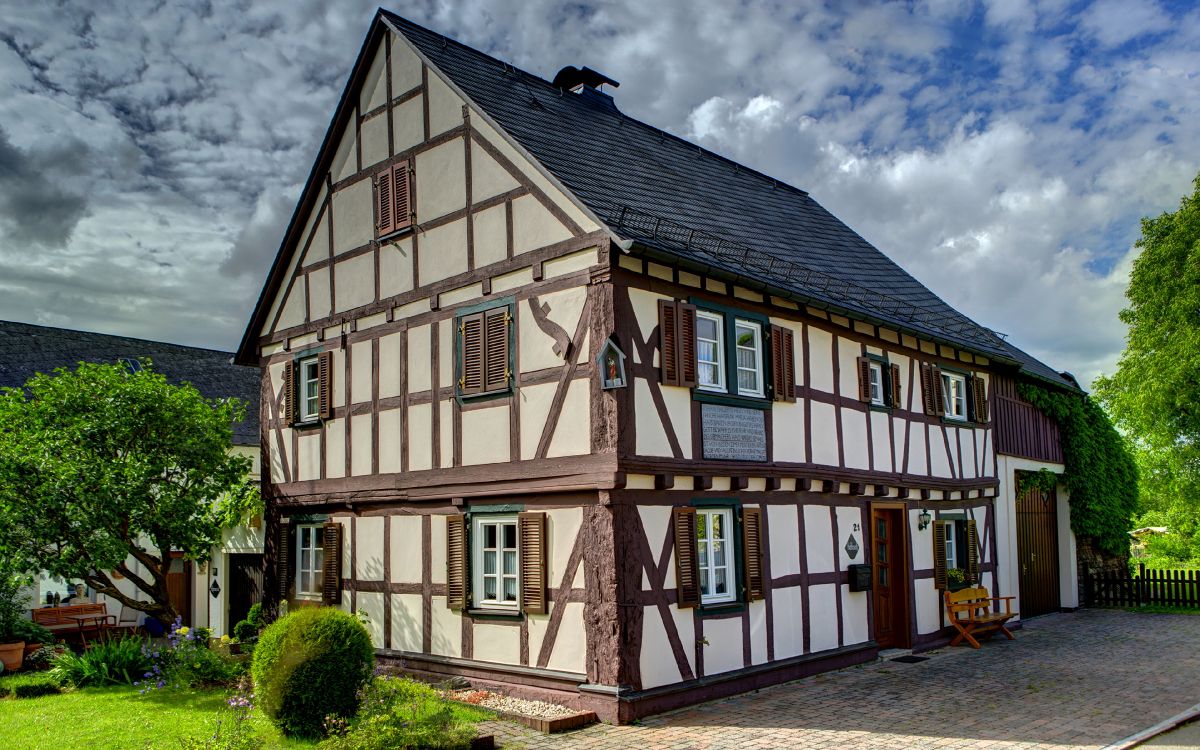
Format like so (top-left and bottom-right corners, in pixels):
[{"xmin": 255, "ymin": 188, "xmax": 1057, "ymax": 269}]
[
  {"xmin": 944, "ymin": 586, "xmax": 1017, "ymax": 649},
  {"xmin": 32, "ymin": 603, "xmax": 112, "ymax": 645}
]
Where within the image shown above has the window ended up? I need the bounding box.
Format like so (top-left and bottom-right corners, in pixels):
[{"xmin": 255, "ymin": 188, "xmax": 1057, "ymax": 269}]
[
  {"xmin": 942, "ymin": 371, "xmax": 968, "ymax": 421},
  {"xmin": 868, "ymin": 361, "xmax": 884, "ymax": 405},
  {"xmin": 298, "ymin": 356, "xmax": 319, "ymax": 422},
  {"xmin": 697, "ymin": 508, "xmax": 736, "ymax": 604},
  {"xmin": 458, "ymin": 305, "xmax": 512, "ymax": 398},
  {"xmin": 375, "ymin": 160, "xmax": 412, "ymax": 237},
  {"xmin": 696, "ymin": 310, "xmax": 725, "ymax": 392},
  {"xmin": 472, "ymin": 515, "xmax": 519, "ymax": 610},
  {"xmin": 295, "ymin": 524, "xmax": 324, "ymax": 598},
  {"xmin": 941, "ymin": 520, "xmax": 959, "ymax": 569},
  {"xmin": 734, "ymin": 319, "xmax": 763, "ymax": 397}
]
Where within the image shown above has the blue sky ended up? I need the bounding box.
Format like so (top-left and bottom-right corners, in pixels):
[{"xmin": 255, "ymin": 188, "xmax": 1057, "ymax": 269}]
[{"xmin": 1, "ymin": 1, "xmax": 1197, "ymax": 386}]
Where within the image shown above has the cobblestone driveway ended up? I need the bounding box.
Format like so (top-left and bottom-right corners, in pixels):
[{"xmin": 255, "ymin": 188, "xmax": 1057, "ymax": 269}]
[{"xmin": 485, "ymin": 609, "xmax": 1200, "ymax": 749}]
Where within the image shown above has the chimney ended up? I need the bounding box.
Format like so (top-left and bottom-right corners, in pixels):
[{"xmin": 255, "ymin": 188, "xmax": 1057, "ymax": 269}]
[{"xmin": 552, "ymin": 65, "xmax": 620, "ymax": 111}]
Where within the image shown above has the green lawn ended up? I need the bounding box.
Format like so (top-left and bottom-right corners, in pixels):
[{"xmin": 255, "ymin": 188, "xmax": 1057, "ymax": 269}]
[
  {"xmin": 0, "ymin": 678, "xmax": 496, "ymax": 750},
  {"xmin": 0, "ymin": 682, "xmax": 312, "ymax": 750}
]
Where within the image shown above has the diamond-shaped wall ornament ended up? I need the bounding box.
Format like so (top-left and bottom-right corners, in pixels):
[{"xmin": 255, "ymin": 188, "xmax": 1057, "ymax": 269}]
[
  {"xmin": 209, "ymin": 580, "xmax": 221, "ymax": 599},
  {"xmin": 845, "ymin": 534, "xmax": 860, "ymax": 560}
]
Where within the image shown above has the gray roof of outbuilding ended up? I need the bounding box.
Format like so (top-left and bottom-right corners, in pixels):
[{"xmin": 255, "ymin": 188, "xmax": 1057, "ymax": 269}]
[
  {"xmin": 383, "ymin": 11, "xmax": 1021, "ymax": 363},
  {"xmin": 0, "ymin": 321, "xmax": 260, "ymax": 445}
]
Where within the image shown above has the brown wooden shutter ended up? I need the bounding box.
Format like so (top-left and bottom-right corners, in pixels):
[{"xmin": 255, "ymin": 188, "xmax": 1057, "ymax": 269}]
[
  {"xmin": 741, "ymin": 507, "xmax": 765, "ymax": 601},
  {"xmin": 376, "ymin": 167, "xmax": 395, "ymax": 235},
  {"xmin": 971, "ymin": 376, "xmax": 989, "ymax": 423},
  {"xmin": 459, "ymin": 313, "xmax": 484, "ymax": 396},
  {"xmin": 966, "ymin": 519, "xmax": 979, "ymax": 584},
  {"xmin": 321, "ymin": 522, "xmax": 343, "ymax": 606},
  {"xmin": 770, "ymin": 324, "xmax": 796, "ymax": 402},
  {"xmin": 658, "ymin": 300, "xmax": 679, "ymax": 386},
  {"xmin": 277, "ymin": 522, "xmax": 292, "ymax": 600},
  {"xmin": 678, "ymin": 304, "xmax": 698, "ymax": 388},
  {"xmin": 890, "ymin": 363, "xmax": 902, "ymax": 409},
  {"xmin": 672, "ymin": 507, "xmax": 700, "ymax": 609},
  {"xmin": 392, "ymin": 161, "xmax": 412, "ymax": 231},
  {"xmin": 446, "ymin": 515, "xmax": 467, "ymax": 610},
  {"xmin": 518, "ymin": 512, "xmax": 548, "ymax": 615},
  {"xmin": 283, "ymin": 360, "xmax": 297, "ymax": 426},
  {"xmin": 857, "ymin": 357, "xmax": 872, "ymax": 402},
  {"xmin": 933, "ymin": 521, "xmax": 948, "ymax": 590},
  {"xmin": 483, "ymin": 306, "xmax": 511, "ymax": 393},
  {"xmin": 317, "ymin": 351, "xmax": 333, "ymax": 420},
  {"xmin": 921, "ymin": 364, "xmax": 945, "ymax": 416}
]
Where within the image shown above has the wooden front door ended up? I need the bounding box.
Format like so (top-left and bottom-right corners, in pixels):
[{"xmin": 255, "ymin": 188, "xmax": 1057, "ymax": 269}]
[
  {"xmin": 871, "ymin": 506, "xmax": 910, "ymax": 649},
  {"xmin": 227, "ymin": 554, "xmax": 264, "ymax": 631},
  {"xmin": 166, "ymin": 553, "xmax": 192, "ymax": 626},
  {"xmin": 1017, "ymin": 485, "xmax": 1060, "ymax": 617}
]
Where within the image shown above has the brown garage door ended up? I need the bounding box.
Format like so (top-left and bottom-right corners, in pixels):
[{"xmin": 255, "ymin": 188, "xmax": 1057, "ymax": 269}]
[{"xmin": 1017, "ymin": 485, "xmax": 1060, "ymax": 617}]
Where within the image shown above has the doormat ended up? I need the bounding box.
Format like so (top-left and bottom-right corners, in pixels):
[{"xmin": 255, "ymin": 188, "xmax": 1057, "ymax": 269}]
[{"xmin": 890, "ymin": 655, "xmax": 930, "ymax": 664}]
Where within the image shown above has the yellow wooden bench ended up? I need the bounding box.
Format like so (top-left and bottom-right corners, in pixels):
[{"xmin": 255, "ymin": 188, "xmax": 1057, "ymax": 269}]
[{"xmin": 944, "ymin": 586, "xmax": 1016, "ymax": 649}]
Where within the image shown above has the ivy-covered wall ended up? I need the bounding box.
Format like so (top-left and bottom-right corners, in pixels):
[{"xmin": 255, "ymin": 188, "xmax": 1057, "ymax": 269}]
[{"xmin": 1018, "ymin": 383, "xmax": 1139, "ymax": 557}]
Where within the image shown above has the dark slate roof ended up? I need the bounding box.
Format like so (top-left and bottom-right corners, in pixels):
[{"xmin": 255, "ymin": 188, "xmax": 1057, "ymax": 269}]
[
  {"xmin": 0, "ymin": 321, "xmax": 260, "ymax": 445},
  {"xmin": 383, "ymin": 11, "xmax": 1019, "ymax": 363},
  {"xmin": 997, "ymin": 339, "xmax": 1082, "ymax": 392}
]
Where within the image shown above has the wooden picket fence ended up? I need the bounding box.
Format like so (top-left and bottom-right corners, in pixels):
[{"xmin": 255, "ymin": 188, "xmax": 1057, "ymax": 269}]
[{"xmin": 1084, "ymin": 564, "xmax": 1200, "ymax": 608}]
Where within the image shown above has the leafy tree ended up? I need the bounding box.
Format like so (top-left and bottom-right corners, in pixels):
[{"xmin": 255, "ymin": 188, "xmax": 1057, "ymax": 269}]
[
  {"xmin": 1094, "ymin": 173, "xmax": 1200, "ymax": 564},
  {"xmin": 0, "ymin": 361, "xmax": 256, "ymax": 622}
]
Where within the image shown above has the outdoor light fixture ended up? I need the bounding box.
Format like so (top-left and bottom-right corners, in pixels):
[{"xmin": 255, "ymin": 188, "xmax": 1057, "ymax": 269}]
[{"xmin": 917, "ymin": 509, "xmax": 932, "ymax": 531}]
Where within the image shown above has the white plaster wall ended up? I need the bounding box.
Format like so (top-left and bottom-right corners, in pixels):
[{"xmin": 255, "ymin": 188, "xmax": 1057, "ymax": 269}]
[
  {"xmin": 842, "ymin": 586, "xmax": 869, "ymax": 646},
  {"xmin": 809, "ymin": 401, "xmax": 839, "ymax": 467},
  {"xmin": 332, "ymin": 178, "xmax": 373, "ymax": 255},
  {"xmin": 836, "ymin": 337, "xmax": 861, "ymax": 397},
  {"xmin": 807, "ymin": 327, "xmax": 834, "ymax": 393},
  {"xmin": 390, "ymin": 34, "xmax": 422, "ymax": 94},
  {"xmin": 426, "ymin": 71, "xmax": 465, "ymax": 138},
  {"xmin": 546, "ymin": 379, "xmax": 590, "ymax": 457},
  {"xmin": 871, "ymin": 411, "xmax": 893, "ymax": 473},
  {"xmin": 334, "ymin": 252, "xmax": 375, "ymax": 313},
  {"xmin": 545, "ymin": 508, "xmax": 582, "ymax": 589},
  {"xmin": 308, "ymin": 267, "xmax": 331, "ymax": 320},
  {"xmin": 768, "ymin": 504, "xmax": 801, "ymax": 577},
  {"xmin": 841, "ymin": 408, "xmax": 870, "ymax": 470},
  {"xmin": 378, "ymin": 333, "xmax": 402, "ymax": 399},
  {"xmin": 703, "ymin": 616, "xmax": 744, "ymax": 675},
  {"xmin": 472, "ymin": 204, "xmax": 507, "ymax": 267},
  {"xmin": 634, "ymin": 378, "xmax": 671, "ymax": 457},
  {"xmin": 407, "ymin": 403, "xmax": 432, "ymax": 471},
  {"xmin": 390, "ymin": 593, "xmax": 423, "ymax": 652},
  {"xmin": 357, "ymin": 591, "xmax": 386, "ymax": 648},
  {"xmin": 276, "ymin": 283, "xmax": 306, "ymax": 330},
  {"xmin": 430, "ymin": 515, "xmax": 448, "ymax": 586},
  {"xmin": 909, "ymin": 508, "xmax": 934, "ymax": 570},
  {"xmin": 360, "ymin": 114, "xmax": 389, "ymax": 169},
  {"xmin": 439, "ymin": 400, "xmax": 454, "ymax": 470},
  {"xmin": 773, "ymin": 400, "xmax": 806, "ymax": 463},
  {"xmin": 297, "ymin": 433, "xmax": 320, "ymax": 482},
  {"xmin": 417, "ymin": 219, "xmax": 468, "ymax": 285},
  {"xmin": 518, "ymin": 381, "xmax": 554, "ymax": 460},
  {"xmin": 639, "ymin": 506, "xmax": 674, "ymax": 588},
  {"xmin": 511, "ymin": 194, "xmax": 572, "ymax": 255},
  {"xmin": 472, "ymin": 146, "xmax": 519, "ymax": 202},
  {"xmin": 379, "ymin": 238, "xmax": 415, "ymax": 299},
  {"xmin": 415, "ymin": 138, "xmax": 466, "ymax": 220},
  {"xmin": 639, "ymin": 604, "xmax": 694, "ymax": 689},
  {"xmin": 460, "ymin": 405, "xmax": 510, "ymax": 466},
  {"xmin": 473, "ymin": 623, "xmax": 521, "ymax": 666},
  {"xmin": 526, "ymin": 601, "xmax": 587, "ymax": 674},
  {"xmin": 518, "ymin": 287, "xmax": 586, "ymax": 373},
  {"xmin": 914, "ymin": 578, "xmax": 941, "ymax": 634},
  {"xmin": 808, "ymin": 584, "xmax": 838, "ymax": 652},
  {"xmin": 359, "ymin": 42, "xmax": 387, "ymax": 113},
  {"xmin": 390, "ymin": 515, "xmax": 423, "ymax": 584},
  {"xmin": 356, "ymin": 516, "xmax": 385, "ymax": 581},
  {"xmin": 325, "ymin": 420, "xmax": 345, "ymax": 479},
  {"xmin": 928, "ymin": 425, "xmax": 952, "ymax": 478},
  {"xmin": 351, "ymin": 413, "xmax": 373, "ymax": 476},
  {"xmin": 392, "ymin": 94, "xmax": 424, "ymax": 154},
  {"xmin": 804, "ymin": 506, "xmax": 834, "ymax": 574},
  {"xmin": 772, "ymin": 585, "xmax": 804, "ymax": 659},
  {"xmin": 407, "ymin": 324, "xmax": 432, "ymax": 393},
  {"xmin": 429, "ymin": 596, "xmax": 461, "ymax": 658}
]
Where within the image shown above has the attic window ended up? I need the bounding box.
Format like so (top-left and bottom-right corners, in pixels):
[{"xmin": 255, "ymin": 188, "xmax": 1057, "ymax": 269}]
[{"xmin": 376, "ymin": 161, "xmax": 413, "ymax": 237}]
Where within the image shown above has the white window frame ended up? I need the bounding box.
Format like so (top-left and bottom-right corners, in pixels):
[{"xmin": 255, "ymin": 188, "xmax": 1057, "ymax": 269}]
[
  {"xmin": 695, "ymin": 310, "xmax": 725, "ymax": 393},
  {"xmin": 295, "ymin": 524, "xmax": 324, "ymax": 599},
  {"xmin": 942, "ymin": 371, "xmax": 968, "ymax": 421},
  {"xmin": 868, "ymin": 361, "xmax": 885, "ymax": 406},
  {"xmin": 298, "ymin": 355, "xmax": 320, "ymax": 423},
  {"xmin": 733, "ymin": 319, "xmax": 764, "ymax": 398},
  {"xmin": 941, "ymin": 520, "xmax": 958, "ymax": 569},
  {"xmin": 471, "ymin": 514, "xmax": 520, "ymax": 611},
  {"xmin": 697, "ymin": 507, "xmax": 737, "ymax": 605}
]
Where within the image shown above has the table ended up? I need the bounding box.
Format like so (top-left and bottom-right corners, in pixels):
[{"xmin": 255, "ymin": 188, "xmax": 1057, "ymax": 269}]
[{"xmin": 65, "ymin": 613, "xmax": 116, "ymax": 646}]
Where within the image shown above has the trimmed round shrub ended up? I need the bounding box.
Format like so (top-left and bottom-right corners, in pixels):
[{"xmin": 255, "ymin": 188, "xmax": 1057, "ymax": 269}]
[
  {"xmin": 251, "ymin": 607, "xmax": 374, "ymax": 737},
  {"xmin": 232, "ymin": 619, "xmax": 257, "ymax": 642}
]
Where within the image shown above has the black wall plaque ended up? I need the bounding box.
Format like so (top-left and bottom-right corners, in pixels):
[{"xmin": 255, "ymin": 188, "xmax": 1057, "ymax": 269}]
[{"xmin": 701, "ymin": 404, "xmax": 767, "ymax": 462}]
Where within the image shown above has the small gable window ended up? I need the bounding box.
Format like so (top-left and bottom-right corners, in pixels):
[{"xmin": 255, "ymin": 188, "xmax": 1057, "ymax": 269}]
[
  {"xmin": 375, "ymin": 160, "xmax": 413, "ymax": 237},
  {"xmin": 457, "ymin": 304, "xmax": 513, "ymax": 398},
  {"xmin": 284, "ymin": 351, "xmax": 333, "ymax": 426},
  {"xmin": 857, "ymin": 355, "xmax": 901, "ymax": 409},
  {"xmin": 942, "ymin": 371, "xmax": 968, "ymax": 421}
]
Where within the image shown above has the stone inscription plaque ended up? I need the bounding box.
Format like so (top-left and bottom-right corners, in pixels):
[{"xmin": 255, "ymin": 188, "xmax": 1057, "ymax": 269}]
[{"xmin": 701, "ymin": 404, "xmax": 767, "ymax": 462}]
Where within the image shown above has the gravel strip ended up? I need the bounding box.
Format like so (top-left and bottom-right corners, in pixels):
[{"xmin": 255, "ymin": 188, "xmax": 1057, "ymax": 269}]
[{"xmin": 450, "ymin": 689, "xmax": 578, "ymax": 719}]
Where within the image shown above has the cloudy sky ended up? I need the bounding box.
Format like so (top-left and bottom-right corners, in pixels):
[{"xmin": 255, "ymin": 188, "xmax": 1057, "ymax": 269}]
[{"xmin": 2, "ymin": 1, "xmax": 1197, "ymax": 387}]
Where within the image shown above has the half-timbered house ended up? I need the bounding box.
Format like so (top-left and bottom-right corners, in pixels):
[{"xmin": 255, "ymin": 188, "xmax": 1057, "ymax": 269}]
[{"xmin": 237, "ymin": 10, "xmax": 1082, "ymax": 722}]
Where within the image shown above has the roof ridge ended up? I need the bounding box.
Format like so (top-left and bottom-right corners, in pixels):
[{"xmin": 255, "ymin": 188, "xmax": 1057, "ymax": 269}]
[
  {"xmin": 0, "ymin": 319, "xmax": 236, "ymax": 358},
  {"xmin": 381, "ymin": 9, "xmax": 810, "ymax": 199}
]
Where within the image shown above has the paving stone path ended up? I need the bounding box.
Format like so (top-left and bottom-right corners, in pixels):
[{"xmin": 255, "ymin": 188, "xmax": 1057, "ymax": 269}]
[{"xmin": 481, "ymin": 609, "xmax": 1200, "ymax": 749}]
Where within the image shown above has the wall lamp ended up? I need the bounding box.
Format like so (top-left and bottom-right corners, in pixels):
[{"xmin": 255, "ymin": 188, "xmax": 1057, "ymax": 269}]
[{"xmin": 917, "ymin": 509, "xmax": 933, "ymax": 531}]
